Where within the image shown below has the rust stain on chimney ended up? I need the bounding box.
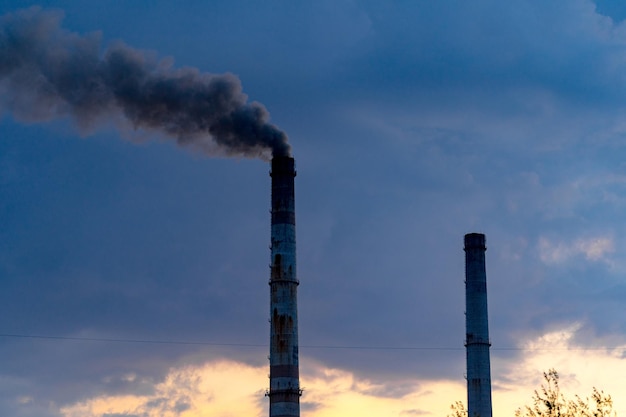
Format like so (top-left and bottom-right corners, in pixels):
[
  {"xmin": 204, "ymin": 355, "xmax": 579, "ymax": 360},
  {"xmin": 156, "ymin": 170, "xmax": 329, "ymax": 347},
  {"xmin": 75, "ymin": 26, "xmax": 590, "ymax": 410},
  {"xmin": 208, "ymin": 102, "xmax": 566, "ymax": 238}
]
[{"xmin": 267, "ymin": 156, "xmax": 300, "ymax": 417}]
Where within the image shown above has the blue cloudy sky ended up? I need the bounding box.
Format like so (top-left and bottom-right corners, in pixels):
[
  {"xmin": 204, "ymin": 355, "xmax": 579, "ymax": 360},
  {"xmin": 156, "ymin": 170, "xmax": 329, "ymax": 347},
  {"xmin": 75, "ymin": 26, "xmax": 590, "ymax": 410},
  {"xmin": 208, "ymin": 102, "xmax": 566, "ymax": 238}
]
[{"xmin": 3, "ymin": 1, "xmax": 626, "ymax": 416}]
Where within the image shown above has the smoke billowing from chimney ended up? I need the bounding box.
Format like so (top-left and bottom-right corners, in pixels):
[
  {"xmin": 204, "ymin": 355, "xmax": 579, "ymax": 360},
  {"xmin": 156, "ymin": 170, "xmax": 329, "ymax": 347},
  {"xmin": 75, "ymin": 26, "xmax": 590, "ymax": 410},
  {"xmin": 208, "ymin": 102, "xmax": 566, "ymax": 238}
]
[{"xmin": 0, "ymin": 7, "xmax": 290, "ymax": 159}]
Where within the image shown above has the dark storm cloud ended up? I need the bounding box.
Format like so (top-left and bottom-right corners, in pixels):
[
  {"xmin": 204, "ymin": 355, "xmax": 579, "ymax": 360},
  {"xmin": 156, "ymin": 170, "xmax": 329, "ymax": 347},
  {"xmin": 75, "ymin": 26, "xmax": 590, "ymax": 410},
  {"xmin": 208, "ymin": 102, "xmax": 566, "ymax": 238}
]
[
  {"xmin": 0, "ymin": 125, "xmax": 270, "ymax": 410},
  {"xmin": 594, "ymin": 0, "xmax": 626, "ymax": 21},
  {"xmin": 0, "ymin": 7, "xmax": 289, "ymax": 158},
  {"xmin": 337, "ymin": 0, "xmax": 624, "ymax": 110},
  {"xmin": 294, "ymin": 0, "xmax": 626, "ymax": 384},
  {"xmin": 4, "ymin": 0, "xmax": 626, "ymax": 415}
]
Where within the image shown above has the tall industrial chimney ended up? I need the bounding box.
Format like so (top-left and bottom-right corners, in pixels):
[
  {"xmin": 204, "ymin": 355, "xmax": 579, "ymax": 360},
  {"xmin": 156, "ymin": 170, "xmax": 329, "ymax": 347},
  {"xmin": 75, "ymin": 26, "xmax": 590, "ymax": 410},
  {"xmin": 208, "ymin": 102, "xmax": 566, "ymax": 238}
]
[
  {"xmin": 267, "ymin": 156, "xmax": 301, "ymax": 417},
  {"xmin": 464, "ymin": 233, "xmax": 492, "ymax": 417}
]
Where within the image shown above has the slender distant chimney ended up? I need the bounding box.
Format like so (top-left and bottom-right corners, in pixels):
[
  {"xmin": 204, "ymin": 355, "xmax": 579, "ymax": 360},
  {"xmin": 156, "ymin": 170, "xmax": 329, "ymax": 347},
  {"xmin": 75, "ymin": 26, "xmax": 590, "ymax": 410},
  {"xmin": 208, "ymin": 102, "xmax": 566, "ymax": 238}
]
[
  {"xmin": 267, "ymin": 156, "xmax": 300, "ymax": 417},
  {"xmin": 464, "ymin": 233, "xmax": 492, "ymax": 417}
]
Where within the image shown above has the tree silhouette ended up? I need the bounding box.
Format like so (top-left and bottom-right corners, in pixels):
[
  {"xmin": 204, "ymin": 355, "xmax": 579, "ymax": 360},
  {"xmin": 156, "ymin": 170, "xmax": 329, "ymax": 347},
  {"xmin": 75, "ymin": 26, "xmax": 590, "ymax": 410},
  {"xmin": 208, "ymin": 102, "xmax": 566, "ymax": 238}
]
[
  {"xmin": 515, "ymin": 369, "xmax": 614, "ymax": 417},
  {"xmin": 447, "ymin": 369, "xmax": 615, "ymax": 417}
]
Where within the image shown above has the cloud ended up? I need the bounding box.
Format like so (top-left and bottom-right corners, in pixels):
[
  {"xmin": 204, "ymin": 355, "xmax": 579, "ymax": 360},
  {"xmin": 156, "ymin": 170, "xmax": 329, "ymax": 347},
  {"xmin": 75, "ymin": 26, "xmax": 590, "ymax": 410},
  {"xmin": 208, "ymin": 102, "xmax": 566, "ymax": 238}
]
[
  {"xmin": 593, "ymin": 0, "xmax": 626, "ymax": 22},
  {"xmin": 301, "ymin": 401, "xmax": 323, "ymax": 412},
  {"xmin": 538, "ymin": 236, "xmax": 615, "ymax": 265},
  {"xmin": 400, "ymin": 409, "xmax": 431, "ymax": 416},
  {"xmin": 336, "ymin": 0, "xmax": 622, "ymax": 98},
  {"xmin": 60, "ymin": 360, "xmax": 267, "ymax": 417},
  {"xmin": 5, "ymin": 1, "xmax": 626, "ymax": 416},
  {"xmin": 351, "ymin": 379, "xmax": 420, "ymax": 399},
  {"xmin": 102, "ymin": 414, "xmax": 140, "ymax": 417},
  {"xmin": 494, "ymin": 322, "xmax": 626, "ymax": 414},
  {"xmin": 70, "ymin": 346, "xmax": 626, "ymax": 417},
  {"xmin": 52, "ymin": 356, "xmax": 466, "ymax": 417}
]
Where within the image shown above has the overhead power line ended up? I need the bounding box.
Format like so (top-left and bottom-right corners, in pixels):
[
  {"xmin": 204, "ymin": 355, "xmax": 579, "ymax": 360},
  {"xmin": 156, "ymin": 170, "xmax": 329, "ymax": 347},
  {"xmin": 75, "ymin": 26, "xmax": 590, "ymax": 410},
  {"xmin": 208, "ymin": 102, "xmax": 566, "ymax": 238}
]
[
  {"xmin": 0, "ymin": 333, "xmax": 623, "ymax": 352},
  {"xmin": 0, "ymin": 333, "xmax": 463, "ymax": 349},
  {"xmin": 0, "ymin": 333, "xmax": 263, "ymax": 347}
]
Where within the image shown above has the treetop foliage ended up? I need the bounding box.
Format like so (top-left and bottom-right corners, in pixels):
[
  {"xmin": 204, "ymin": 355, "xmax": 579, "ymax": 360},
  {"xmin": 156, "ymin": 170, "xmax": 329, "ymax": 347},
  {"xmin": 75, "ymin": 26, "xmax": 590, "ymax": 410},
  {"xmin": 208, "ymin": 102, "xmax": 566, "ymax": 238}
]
[
  {"xmin": 515, "ymin": 369, "xmax": 614, "ymax": 417},
  {"xmin": 448, "ymin": 369, "xmax": 615, "ymax": 417}
]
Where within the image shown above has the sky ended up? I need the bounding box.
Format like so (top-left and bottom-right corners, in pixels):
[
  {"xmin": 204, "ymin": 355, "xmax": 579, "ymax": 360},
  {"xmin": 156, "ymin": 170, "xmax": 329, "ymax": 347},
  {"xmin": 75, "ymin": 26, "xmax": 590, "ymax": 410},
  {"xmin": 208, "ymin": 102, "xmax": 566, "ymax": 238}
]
[{"xmin": 2, "ymin": 1, "xmax": 626, "ymax": 416}]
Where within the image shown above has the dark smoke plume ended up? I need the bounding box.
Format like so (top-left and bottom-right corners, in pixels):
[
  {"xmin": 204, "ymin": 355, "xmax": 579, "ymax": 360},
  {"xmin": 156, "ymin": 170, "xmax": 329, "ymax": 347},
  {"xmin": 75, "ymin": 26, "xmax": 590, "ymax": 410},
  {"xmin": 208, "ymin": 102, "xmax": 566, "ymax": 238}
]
[{"xmin": 0, "ymin": 7, "xmax": 290, "ymax": 158}]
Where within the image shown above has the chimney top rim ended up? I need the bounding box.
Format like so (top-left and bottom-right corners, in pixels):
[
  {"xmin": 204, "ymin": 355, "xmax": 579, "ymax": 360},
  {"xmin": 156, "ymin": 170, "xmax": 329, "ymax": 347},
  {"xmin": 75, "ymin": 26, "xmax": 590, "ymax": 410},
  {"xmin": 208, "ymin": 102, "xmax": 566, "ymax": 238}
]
[{"xmin": 464, "ymin": 233, "xmax": 486, "ymax": 249}]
